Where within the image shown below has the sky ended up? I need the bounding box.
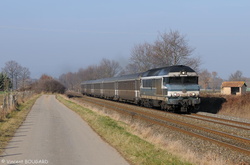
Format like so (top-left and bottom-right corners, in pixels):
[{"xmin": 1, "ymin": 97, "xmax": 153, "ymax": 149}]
[{"xmin": 0, "ymin": 0, "xmax": 250, "ymax": 79}]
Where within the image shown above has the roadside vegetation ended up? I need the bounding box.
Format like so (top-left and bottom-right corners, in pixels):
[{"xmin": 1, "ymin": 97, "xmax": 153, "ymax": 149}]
[
  {"xmin": 200, "ymin": 92, "xmax": 250, "ymax": 119},
  {"xmin": 0, "ymin": 94, "xmax": 40, "ymax": 154},
  {"xmin": 31, "ymin": 74, "xmax": 65, "ymax": 94},
  {"xmin": 218, "ymin": 93, "xmax": 250, "ymax": 119},
  {"xmin": 57, "ymin": 95, "xmax": 192, "ymax": 165}
]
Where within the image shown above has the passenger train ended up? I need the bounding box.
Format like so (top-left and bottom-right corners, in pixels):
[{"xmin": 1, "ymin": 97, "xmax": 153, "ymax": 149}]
[{"xmin": 81, "ymin": 65, "xmax": 200, "ymax": 113}]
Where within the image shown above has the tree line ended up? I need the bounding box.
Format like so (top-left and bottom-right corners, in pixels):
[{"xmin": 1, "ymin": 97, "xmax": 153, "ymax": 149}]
[
  {"xmin": 59, "ymin": 30, "xmax": 201, "ymax": 91},
  {"xmin": 1, "ymin": 61, "xmax": 65, "ymax": 93},
  {"xmin": 60, "ymin": 30, "xmax": 248, "ymax": 92}
]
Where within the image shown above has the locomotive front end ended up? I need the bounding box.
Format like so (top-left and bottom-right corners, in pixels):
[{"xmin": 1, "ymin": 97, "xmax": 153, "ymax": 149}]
[{"xmin": 163, "ymin": 70, "xmax": 200, "ymax": 112}]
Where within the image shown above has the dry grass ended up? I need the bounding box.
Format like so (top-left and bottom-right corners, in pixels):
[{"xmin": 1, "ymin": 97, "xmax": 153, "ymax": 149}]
[
  {"xmin": 199, "ymin": 92, "xmax": 250, "ymax": 120},
  {"xmin": 219, "ymin": 93, "xmax": 250, "ymax": 119},
  {"xmin": 127, "ymin": 122, "xmax": 232, "ymax": 165}
]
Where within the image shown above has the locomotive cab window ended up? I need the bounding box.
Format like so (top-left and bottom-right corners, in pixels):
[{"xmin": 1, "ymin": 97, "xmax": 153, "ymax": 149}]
[{"xmin": 183, "ymin": 76, "xmax": 198, "ymax": 84}]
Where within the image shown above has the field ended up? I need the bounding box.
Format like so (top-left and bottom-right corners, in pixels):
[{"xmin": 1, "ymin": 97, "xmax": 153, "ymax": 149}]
[{"xmin": 200, "ymin": 93, "xmax": 250, "ymax": 119}]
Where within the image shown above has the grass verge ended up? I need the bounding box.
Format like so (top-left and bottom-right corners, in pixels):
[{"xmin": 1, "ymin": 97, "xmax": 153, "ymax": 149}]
[
  {"xmin": 0, "ymin": 94, "xmax": 40, "ymax": 155},
  {"xmin": 57, "ymin": 95, "xmax": 191, "ymax": 165}
]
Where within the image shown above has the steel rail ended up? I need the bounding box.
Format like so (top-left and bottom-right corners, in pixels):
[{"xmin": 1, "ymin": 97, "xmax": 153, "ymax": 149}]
[
  {"xmin": 183, "ymin": 114, "xmax": 250, "ymax": 131},
  {"xmin": 191, "ymin": 113, "xmax": 250, "ymax": 127},
  {"xmin": 142, "ymin": 107, "xmax": 250, "ymax": 131}
]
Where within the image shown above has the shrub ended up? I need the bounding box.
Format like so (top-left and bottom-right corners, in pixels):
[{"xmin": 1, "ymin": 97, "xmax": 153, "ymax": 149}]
[{"xmin": 32, "ymin": 74, "xmax": 66, "ymax": 94}]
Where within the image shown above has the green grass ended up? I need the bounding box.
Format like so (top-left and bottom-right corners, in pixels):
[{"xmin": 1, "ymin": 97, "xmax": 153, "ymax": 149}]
[
  {"xmin": 0, "ymin": 94, "xmax": 40, "ymax": 154},
  {"xmin": 57, "ymin": 95, "xmax": 192, "ymax": 165}
]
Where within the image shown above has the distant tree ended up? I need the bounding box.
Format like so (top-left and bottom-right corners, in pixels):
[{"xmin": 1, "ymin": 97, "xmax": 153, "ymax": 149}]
[
  {"xmin": 40, "ymin": 74, "xmax": 53, "ymax": 80},
  {"xmin": 199, "ymin": 69, "xmax": 212, "ymax": 90},
  {"xmin": 153, "ymin": 30, "xmax": 196, "ymax": 66},
  {"xmin": 32, "ymin": 74, "xmax": 65, "ymax": 94},
  {"xmin": 59, "ymin": 58, "xmax": 122, "ymax": 92},
  {"xmin": 98, "ymin": 58, "xmax": 122, "ymax": 78},
  {"xmin": 229, "ymin": 70, "xmax": 245, "ymax": 81},
  {"xmin": 2, "ymin": 60, "xmax": 31, "ymax": 90},
  {"xmin": 2, "ymin": 60, "xmax": 21, "ymax": 90},
  {"xmin": 127, "ymin": 42, "xmax": 155, "ymax": 73},
  {"xmin": 0, "ymin": 72, "xmax": 12, "ymax": 91},
  {"xmin": 81, "ymin": 65, "xmax": 100, "ymax": 80},
  {"xmin": 19, "ymin": 67, "xmax": 31, "ymax": 90},
  {"xmin": 210, "ymin": 71, "xmax": 223, "ymax": 91},
  {"xmin": 59, "ymin": 72, "xmax": 80, "ymax": 91}
]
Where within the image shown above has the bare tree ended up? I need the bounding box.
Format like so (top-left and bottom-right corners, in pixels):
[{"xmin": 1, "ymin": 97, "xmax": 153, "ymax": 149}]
[
  {"xmin": 229, "ymin": 70, "xmax": 245, "ymax": 81},
  {"xmin": 199, "ymin": 69, "xmax": 212, "ymax": 90},
  {"xmin": 2, "ymin": 60, "xmax": 21, "ymax": 90},
  {"xmin": 153, "ymin": 30, "xmax": 199, "ymax": 68},
  {"xmin": 19, "ymin": 67, "xmax": 31, "ymax": 90},
  {"xmin": 79, "ymin": 59, "xmax": 122, "ymax": 80},
  {"xmin": 98, "ymin": 58, "xmax": 122, "ymax": 78},
  {"xmin": 59, "ymin": 72, "xmax": 80, "ymax": 91},
  {"xmin": 210, "ymin": 71, "xmax": 223, "ymax": 92},
  {"xmin": 127, "ymin": 43, "xmax": 155, "ymax": 74},
  {"xmin": 125, "ymin": 30, "xmax": 201, "ymax": 74},
  {"xmin": 32, "ymin": 74, "xmax": 65, "ymax": 93},
  {"xmin": 59, "ymin": 58, "xmax": 123, "ymax": 92}
]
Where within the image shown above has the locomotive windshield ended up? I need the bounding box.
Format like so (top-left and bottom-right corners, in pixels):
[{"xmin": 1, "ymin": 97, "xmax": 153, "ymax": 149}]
[{"xmin": 163, "ymin": 76, "xmax": 198, "ymax": 85}]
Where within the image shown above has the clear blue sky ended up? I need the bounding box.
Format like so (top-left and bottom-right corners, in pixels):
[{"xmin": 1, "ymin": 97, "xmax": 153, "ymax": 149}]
[{"xmin": 0, "ymin": 0, "xmax": 249, "ymax": 79}]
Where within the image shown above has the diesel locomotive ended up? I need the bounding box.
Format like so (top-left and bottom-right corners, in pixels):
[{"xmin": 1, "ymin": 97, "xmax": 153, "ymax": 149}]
[{"xmin": 81, "ymin": 65, "xmax": 200, "ymax": 113}]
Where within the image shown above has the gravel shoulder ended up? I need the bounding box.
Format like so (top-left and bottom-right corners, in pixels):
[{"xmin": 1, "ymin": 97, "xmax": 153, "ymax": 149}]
[{"xmin": 0, "ymin": 95, "xmax": 129, "ymax": 165}]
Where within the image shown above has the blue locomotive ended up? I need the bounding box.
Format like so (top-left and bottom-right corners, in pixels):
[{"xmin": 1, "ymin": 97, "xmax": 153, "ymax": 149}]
[{"xmin": 81, "ymin": 65, "xmax": 200, "ymax": 113}]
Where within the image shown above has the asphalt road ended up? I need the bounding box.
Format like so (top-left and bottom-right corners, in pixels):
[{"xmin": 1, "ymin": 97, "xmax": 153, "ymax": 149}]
[{"xmin": 0, "ymin": 95, "xmax": 129, "ymax": 165}]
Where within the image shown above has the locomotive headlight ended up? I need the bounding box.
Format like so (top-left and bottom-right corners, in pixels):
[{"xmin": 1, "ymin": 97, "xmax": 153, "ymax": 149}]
[
  {"xmin": 173, "ymin": 93, "xmax": 180, "ymax": 97},
  {"xmin": 180, "ymin": 71, "xmax": 187, "ymax": 75},
  {"xmin": 192, "ymin": 93, "xmax": 196, "ymax": 97}
]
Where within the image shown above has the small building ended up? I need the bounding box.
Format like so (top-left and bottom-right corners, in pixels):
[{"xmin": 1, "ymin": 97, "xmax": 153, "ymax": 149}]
[{"xmin": 221, "ymin": 81, "xmax": 247, "ymax": 95}]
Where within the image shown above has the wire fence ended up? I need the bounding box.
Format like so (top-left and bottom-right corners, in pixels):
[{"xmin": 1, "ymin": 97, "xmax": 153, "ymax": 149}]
[{"xmin": 0, "ymin": 91, "xmax": 34, "ymax": 120}]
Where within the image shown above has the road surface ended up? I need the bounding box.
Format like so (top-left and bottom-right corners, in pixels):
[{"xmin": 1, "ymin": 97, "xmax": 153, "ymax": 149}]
[{"xmin": 0, "ymin": 95, "xmax": 129, "ymax": 165}]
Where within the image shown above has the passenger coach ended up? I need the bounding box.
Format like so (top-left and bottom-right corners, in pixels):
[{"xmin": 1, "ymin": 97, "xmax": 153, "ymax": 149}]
[{"xmin": 81, "ymin": 65, "xmax": 200, "ymax": 113}]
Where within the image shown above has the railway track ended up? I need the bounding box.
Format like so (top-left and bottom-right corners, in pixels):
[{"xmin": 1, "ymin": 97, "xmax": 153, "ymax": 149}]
[
  {"xmin": 77, "ymin": 96, "xmax": 250, "ymax": 157},
  {"xmin": 189, "ymin": 113, "xmax": 250, "ymax": 128}
]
